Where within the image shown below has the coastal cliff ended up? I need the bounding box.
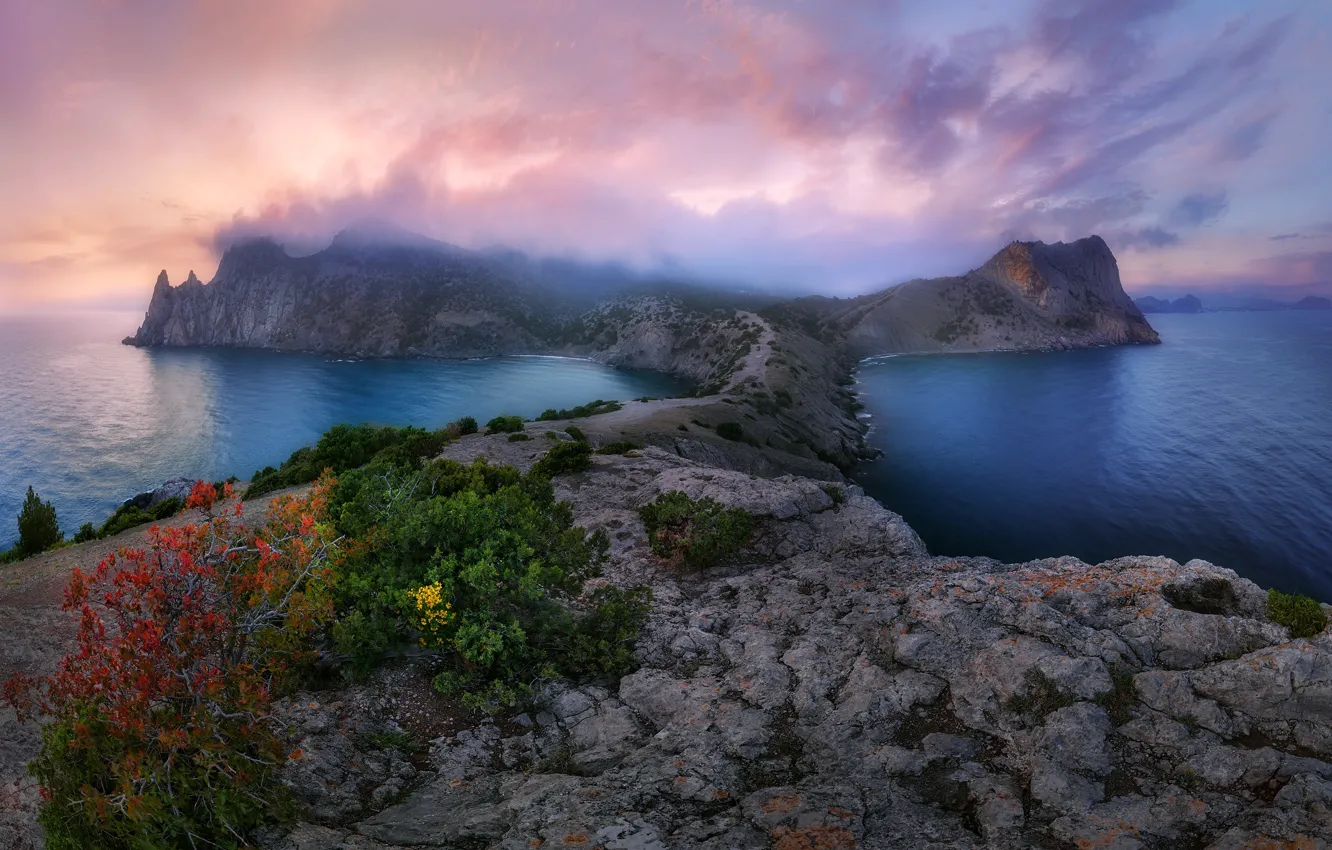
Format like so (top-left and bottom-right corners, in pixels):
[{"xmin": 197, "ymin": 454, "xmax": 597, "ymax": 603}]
[
  {"xmin": 772, "ymin": 236, "xmax": 1159, "ymax": 357},
  {"xmin": 126, "ymin": 231, "xmax": 1158, "ymax": 365},
  {"xmin": 126, "ymin": 228, "xmax": 560, "ymax": 358}
]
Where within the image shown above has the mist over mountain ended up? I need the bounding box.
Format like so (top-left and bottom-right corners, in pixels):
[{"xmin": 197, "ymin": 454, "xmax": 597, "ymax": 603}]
[{"xmin": 127, "ymin": 225, "xmax": 1156, "ymax": 363}]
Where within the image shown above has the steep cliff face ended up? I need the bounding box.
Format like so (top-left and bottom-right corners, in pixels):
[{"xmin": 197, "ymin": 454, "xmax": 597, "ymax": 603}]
[
  {"xmin": 775, "ymin": 236, "xmax": 1159, "ymax": 357},
  {"xmin": 126, "ymin": 230, "xmax": 560, "ymax": 358}
]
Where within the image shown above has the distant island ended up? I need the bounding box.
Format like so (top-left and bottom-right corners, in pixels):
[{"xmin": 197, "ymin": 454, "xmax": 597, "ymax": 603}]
[
  {"xmin": 1134, "ymin": 294, "xmax": 1203, "ymax": 314},
  {"xmin": 1134, "ymin": 292, "xmax": 1332, "ymax": 313}
]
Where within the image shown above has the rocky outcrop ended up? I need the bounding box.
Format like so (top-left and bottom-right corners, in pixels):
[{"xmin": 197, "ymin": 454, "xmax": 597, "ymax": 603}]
[
  {"xmin": 127, "ymin": 230, "xmax": 1157, "ymax": 365},
  {"xmin": 122, "ymin": 476, "xmax": 196, "ymax": 510},
  {"xmin": 125, "ymin": 227, "xmax": 559, "ymax": 358},
  {"xmin": 259, "ymin": 438, "xmax": 1332, "ymax": 849},
  {"xmin": 1136, "ymin": 294, "xmax": 1204, "ymax": 314},
  {"xmin": 772, "ymin": 236, "xmax": 1160, "ymax": 357}
]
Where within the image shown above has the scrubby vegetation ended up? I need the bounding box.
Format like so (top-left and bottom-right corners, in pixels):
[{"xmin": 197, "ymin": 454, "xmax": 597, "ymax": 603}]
[
  {"xmin": 535, "ymin": 399, "xmax": 623, "ymax": 421},
  {"xmin": 4, "ymin": 481, "xmax": 337, "ymax": 850},
  {"xmin": 92, "ymin": 496, "xmax": 185, "ymax": 539},
  {"xmin": 5, "ymin": 417, "xmax": 654, "ymax": 846},
  {"xmin": 530, "ymin": 441, "xmax": 593, "ymax": 478},
  {"xmin": 329, "ymin": 452, "xmax": 644, "ymax": 709},
  {"xmin": 246, "ymin": 423, "xmax": 460, "ymax": 497},
  {"xmin": 1268, "ymin": 588, "xmax": 1326, "ymax": 638},
  {"xmin": 639, "ymin": 491, "xmax": 754, "ymax": 571},
  {"xmin": 563, "ymin": 425, "xmax": 587, "ymax": 442},
  {"xmin": 485, "ymin": 415, "xmax": 525, "ymax": 435},
  {"xmin": 595, "ymin": 441, "xmax": 641, "ymax": 455},
  {"xmin": 1007, "ymin": 670, "xmax": 1075, "ymax": 721},
  {"xmin": 715, "ymin": 421, "xmax": 744, "ymax": 442}
]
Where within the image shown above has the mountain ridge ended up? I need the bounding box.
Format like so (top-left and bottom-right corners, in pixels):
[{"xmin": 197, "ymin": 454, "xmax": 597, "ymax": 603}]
[{"xmin": 127, "ymin": 229, "xmax": 1159, "ymax": 366}]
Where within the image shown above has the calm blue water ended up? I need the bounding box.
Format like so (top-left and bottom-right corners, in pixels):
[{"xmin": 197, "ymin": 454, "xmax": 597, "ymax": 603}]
[
  {"xmin": 0, "ymin": 311, "xmax": 684, "ymax": 549},
  {"xmin": 855, "ymin": 311, "xmax": 1332, "ymax": 601}
]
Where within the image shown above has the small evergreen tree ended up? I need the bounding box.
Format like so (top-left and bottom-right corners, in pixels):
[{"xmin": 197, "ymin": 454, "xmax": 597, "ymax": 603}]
[{"xmin": 16, "ymin": 486, "xmax": 62, "ymax": 556}]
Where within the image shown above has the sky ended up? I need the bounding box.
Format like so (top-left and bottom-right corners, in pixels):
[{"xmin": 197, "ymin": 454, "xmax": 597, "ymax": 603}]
[{"xmin": 2, "ymin": 0, "xmax": 1330, "ymax": 312}]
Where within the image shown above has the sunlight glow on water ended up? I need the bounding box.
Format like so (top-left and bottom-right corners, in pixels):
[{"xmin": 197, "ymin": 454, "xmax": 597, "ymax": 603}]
[{"xmin": 0, "ymin": 311, "xmax": 684, "ymax": 547}]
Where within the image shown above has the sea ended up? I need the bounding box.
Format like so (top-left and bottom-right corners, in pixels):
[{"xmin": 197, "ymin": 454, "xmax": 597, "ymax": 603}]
[
  {"xmin": 854, "ymin": 311, "xmax": 1332, "ymax": 601},
  {"xmin": 2, "ymin": 309, "xmax": 1329, "ymax": 601},
  {"xmin": 0, "ymin": 310, "xmax": 684, "ymax": 548}
]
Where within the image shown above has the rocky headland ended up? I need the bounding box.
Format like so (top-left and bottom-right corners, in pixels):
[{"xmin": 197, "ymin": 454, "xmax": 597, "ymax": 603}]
[{"xmin": 3, "ymin": 232, "xmax": 1327, "ymax": 848}]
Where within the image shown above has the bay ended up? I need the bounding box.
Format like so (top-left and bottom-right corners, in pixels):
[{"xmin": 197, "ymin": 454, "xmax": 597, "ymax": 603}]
[
  {"xmin": 0, "ymin": 311, "xmax": 684, "ymax": 547},
  {"xmin": 854, "ymin": 311, "xmax": 1332, "ymax": 600}
]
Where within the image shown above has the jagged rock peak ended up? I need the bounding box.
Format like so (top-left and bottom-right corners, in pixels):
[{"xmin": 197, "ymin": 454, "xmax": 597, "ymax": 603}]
[{"xmin": 154, "ymin": 270, "xmax": 170, "ymax": 290}]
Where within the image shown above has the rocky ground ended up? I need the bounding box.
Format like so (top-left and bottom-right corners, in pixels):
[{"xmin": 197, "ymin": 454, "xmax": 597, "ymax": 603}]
[
  {"xmin": 257, "ymin": 439, "xmax": 1331, "ymax": 850},
  {"xmin": 5, "ymin": 279, "xmax": 1329, "ymax": 846}
]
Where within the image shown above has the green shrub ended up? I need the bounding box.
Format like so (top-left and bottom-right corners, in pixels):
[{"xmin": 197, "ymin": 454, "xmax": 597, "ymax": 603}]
[
  {"xmin": 95, "ymin": 497, "xmax": 184, "ymax": 539},
  {"xmin": 485, "ymin": 415, "xmax": 525, "ymax": 435},
  {"xmin": 246, "ymin": 424, "xmax": 450, "ymax": 497},
  {"xmin": 456, "ymin": 416, "xmax": 478, "ymax": 435},
  {"xmin": 639, "ymin": 491, "xmax": 754, "ymax": 571},
  {"xmin": 1268, "ymin": 588, "xmax": 1326, "ymax": 638},
  {"xmin": 530, "ymin": 442, "xmax": 593, "ymax": 478},
  {"xmin": 508, "ymin": 433, "xmax": 532, "ymax": 442},
  {"xmin": 820, "ymin": 484, "xmax": 845, "ymax": 506},
  {"xmin": 715, "ymin": 422, "xmax": 744, "ymax": 442},
  {"xmin": 72, "ymin": 523, "xmax": 97, "ymax": 544},
  {"xmin": 535, "ymin": 399, "xmax": 623, "ymax": 421},
  {"xmin": 327, "ymin": 458, "xmax": 644, "ymax": 712},
  {"xmin": 595, "ymin": 441, "xmax": 641, "ymax": 455},
  {"xmin": 563, "ymin": 425, "xmax": 587, "ymax": 443},
  {"xmin": 16, "ymin": 486, "xmax": 62, "ymax": 556}
]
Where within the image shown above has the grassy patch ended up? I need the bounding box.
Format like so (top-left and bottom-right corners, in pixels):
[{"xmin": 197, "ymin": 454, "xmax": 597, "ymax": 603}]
[
  {"xmin": 1094, "ymin": 665, "xmax": 1136, "ymax": 726},
  {"xmin": 1007, "ymin": 670, "xmax": 1076, "ymax": 721},
  {"xmin": 639, "ymin": 491, "xmax": 754, "ymax": 571},
  {"xmin": 1267, "ymin": 588, "xmax": 1325, "ymax": 638}
]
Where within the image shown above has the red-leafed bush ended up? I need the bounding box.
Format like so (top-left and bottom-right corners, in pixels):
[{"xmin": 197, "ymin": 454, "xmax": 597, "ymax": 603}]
[{"xmin": 3, "ymin": 478, "xmax": 338, "ymax": 850}]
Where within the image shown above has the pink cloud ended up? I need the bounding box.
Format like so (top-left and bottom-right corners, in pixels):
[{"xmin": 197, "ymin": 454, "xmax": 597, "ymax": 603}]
[{"xmin": 1, "ymin": 0, "xmax": 1330, "ymax": 310}]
